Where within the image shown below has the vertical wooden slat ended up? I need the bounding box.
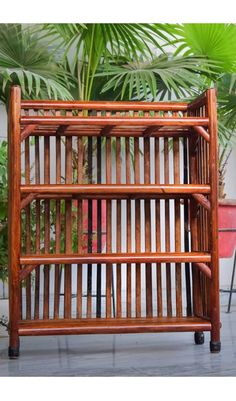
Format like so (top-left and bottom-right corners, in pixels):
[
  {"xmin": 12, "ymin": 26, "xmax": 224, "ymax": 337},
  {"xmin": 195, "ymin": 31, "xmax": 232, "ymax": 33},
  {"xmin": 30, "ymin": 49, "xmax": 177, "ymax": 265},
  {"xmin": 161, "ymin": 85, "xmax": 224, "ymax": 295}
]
[
  {"xmin": 183, "ymin": 136, "xmax": 192, "ymax": 316},
  {"xmin": 34, "ymin": 135, "xmax": 40, "ymax": 319},
  {"xmin": 189, "ymin": 135, "xmax": 203, "ymax": 317},
  {"xmin": 125, "ymin": 137, "xmax": 132, "ymax": 317},
  {"xmin": 87, "ymin": 136, "xmax": 93, "ymax": 318},
  {"xmin": 106, "ymin": 136, "xmax": 112, "ymax": 318},
  {"xmin": 134, "ymin": 137, "xmax": 141, "ymax": 317},
  {"xmin": 54, "ymin": 125, "xmax": 61, "ymax": 319},
  {"xmin": 77, "ymin": 136, "xmax": 83, "ymax": 318},
  {"xmin": 173, "ymin": 136, "xmax": 182, "ymax": 317},
  {"xmin": 25, "ymin": 136, "xmax": 31, "ymax": 319},
  {"xmin": 155, "ymin": 137, "xmax": 163, "ymax": 317},
  {"xmin": 64, "ymin": 124, "xmax": 72, "ymax": 319},
  {"xmin": 116, "ymin": 137, "xmax": 122, "ymax": 318},
  {"xmin": 144, "ymin": 137, "xmax": 152, "ymax": 317},
  {"xmin": 8, "ymin": 86, "xmax": 21, "ymax": 355},
  {"xmin": 43, "ymin": 134, "xmax": 50, "ymax": 319},
  {"xmin": 96, "ymin": 136, "xmax": 102, "ymax": 318},
  {"xmin": 164, "ymin": 137, "xmax": 172, "ymax": 317}
]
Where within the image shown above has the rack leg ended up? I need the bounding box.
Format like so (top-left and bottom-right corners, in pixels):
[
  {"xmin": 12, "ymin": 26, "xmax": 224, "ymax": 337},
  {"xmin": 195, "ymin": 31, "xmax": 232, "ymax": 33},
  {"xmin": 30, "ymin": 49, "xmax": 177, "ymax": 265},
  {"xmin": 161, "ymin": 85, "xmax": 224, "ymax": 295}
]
[
  {"xmin": 8, "ymin": 336, "xmax": 20, "ymax": 359},
  {"xmin": 194, "ymin": 331, "xmax": 204, "ymax": 345},
  {"xmin": 210, "ymin": 340, "xmax": 221, "ymax": 353}
]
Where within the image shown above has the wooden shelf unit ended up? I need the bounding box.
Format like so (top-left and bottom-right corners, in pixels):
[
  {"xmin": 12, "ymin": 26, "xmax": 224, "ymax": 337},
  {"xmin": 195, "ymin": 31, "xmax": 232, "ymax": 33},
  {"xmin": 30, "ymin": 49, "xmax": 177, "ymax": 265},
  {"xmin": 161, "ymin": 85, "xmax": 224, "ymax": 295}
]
[{"xmin": 7, "ymin": 86, "xmax": 221, "ymax": 358}]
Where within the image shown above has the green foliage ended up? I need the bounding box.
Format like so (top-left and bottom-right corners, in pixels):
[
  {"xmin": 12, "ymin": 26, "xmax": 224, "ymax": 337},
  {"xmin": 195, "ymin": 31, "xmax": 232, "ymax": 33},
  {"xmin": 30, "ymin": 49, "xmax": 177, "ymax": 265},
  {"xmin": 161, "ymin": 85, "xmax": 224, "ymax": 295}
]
[
  {"xmin": 98, "ymin": 55, "xmax": 216, "ymax": 100},
  {"xmin": 173, "ymin": 23, "xmax": 236, "ymax": 73},
  {"xmin": 44, "ymin": 23, "xmax": 177, "ymax": 100},
  {"xmin": 0, "ymin": 24, "xmax": 73, "ymax": 104}
]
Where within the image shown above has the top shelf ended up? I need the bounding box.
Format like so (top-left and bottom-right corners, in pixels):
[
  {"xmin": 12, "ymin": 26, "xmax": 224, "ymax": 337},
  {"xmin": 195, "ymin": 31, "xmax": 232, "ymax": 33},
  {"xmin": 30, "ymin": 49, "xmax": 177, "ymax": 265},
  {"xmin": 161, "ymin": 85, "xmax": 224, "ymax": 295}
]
[{"xmin": 21, "ymin": 115, "xmax": 209, "ymax": 127}]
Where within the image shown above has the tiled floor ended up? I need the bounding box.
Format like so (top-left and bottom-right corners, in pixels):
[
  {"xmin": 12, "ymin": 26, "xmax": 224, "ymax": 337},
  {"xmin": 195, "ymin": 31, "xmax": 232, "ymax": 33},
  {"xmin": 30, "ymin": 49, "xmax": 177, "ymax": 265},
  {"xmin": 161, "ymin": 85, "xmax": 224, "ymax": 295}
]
[{"xmin": 0, "ymin": 294, "xmax": 236, "ymax": 376}]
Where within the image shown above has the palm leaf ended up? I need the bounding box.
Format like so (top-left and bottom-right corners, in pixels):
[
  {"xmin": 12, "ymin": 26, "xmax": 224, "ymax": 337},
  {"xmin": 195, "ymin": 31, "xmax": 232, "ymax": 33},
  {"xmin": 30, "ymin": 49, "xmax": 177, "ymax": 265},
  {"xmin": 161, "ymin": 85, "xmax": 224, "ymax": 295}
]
[
  {"xmin": 98, "ymin": 55, "xmax": 217, "ymax": 101},
  {"xmin": 173, "ymin": 24, "xmax": 236, "ymax": 73},
  {"xmin": 0, "ymin": 24, "xmax": 73, "ymax": 104}
]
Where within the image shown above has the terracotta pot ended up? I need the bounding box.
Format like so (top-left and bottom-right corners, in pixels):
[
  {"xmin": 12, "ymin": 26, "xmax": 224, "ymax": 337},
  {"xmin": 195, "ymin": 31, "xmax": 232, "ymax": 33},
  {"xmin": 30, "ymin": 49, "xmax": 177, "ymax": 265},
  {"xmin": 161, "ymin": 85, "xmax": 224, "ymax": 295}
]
[
  {"xmin": 218, "ymin": 199, "xmax": 236, "ymax": 258},
  {"xmin": 73, "ymin": 199, "xmax": 107, "ymax": 253}
]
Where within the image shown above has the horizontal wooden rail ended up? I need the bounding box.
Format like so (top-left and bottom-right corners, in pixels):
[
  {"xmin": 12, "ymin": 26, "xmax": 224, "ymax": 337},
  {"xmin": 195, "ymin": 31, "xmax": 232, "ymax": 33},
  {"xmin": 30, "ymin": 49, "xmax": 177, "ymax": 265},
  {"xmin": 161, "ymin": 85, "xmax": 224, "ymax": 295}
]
[
  {"xmin": 21, "ymin": 100, "xmax": 188, "ymax": 111},
  {"xmin": 18, "ymin": 317, "xmax": 212, "ymax": 336},
  {"xmin": 21, "ymin": 127, "xmax": 191, "ymax": 139},
  {"xmin": 20, "ymin": 184, "xmax": 211, "ymax": 196},
  {"xmin": 20, "ymin": 116, "xmax": 209, "ymax": 127},
  {"xmin": 20, "ymin": 252, "xmax": 211, "ymax": 265}
]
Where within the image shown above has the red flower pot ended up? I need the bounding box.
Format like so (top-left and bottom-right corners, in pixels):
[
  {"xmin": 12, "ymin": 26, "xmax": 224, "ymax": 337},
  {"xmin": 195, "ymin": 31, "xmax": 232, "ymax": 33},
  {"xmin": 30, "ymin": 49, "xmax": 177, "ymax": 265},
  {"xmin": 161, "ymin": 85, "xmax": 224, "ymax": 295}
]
[{"xmin": 218, "ymin": 199, "xmax": 236, "ymax": 258}]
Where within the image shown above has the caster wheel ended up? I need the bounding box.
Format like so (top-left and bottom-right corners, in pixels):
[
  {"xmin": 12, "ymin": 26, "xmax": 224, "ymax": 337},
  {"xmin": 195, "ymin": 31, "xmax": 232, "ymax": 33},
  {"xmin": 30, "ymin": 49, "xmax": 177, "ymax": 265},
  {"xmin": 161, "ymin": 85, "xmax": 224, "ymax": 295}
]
[
  {"xmin": 194, "ymin": 331, "xmax": 205, "ymax": 345},
  {"xmin": 210, "ymin": 341, "xmax": 221, "ymax": 353}
]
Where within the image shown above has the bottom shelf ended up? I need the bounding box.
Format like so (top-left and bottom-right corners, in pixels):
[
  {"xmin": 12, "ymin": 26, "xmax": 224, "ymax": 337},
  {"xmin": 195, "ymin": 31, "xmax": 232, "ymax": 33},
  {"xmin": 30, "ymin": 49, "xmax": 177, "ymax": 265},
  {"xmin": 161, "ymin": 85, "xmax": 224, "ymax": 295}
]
[{"xmin": 18, "ymin": 317, "xmax": 211, "ymax": 336}]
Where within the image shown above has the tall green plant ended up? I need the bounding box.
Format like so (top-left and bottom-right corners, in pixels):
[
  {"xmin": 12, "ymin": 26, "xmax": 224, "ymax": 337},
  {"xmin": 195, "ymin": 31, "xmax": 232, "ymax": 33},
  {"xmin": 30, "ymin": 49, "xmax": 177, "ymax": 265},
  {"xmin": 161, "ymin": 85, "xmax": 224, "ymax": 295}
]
[{"xmin": 44, "ymin": 23, "xmax": 178, "ymax": 100}]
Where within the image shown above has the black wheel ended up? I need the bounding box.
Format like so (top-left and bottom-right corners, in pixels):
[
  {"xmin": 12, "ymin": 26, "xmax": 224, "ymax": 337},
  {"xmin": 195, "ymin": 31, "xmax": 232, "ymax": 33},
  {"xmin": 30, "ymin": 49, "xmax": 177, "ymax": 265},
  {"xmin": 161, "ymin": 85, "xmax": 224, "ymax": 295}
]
[
  {"xmin": 210, "ymin": 341, "xmax": 221, "ymax": 353},
  {"xmin": 194, "ymin": 331, "xmax": 205, "ymax": 345}
]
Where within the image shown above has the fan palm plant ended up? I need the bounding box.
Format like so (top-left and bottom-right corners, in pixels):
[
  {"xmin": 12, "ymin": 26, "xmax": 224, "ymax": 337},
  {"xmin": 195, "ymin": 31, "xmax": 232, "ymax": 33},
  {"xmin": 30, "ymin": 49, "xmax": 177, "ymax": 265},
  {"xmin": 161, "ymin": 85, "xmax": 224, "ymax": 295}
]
[
  {"xmin": 44, "ymin": 23, "xmax": 179, "ymax": 100},
  {"xmin": 0, "ymin": 24, "xmax": 73, "ymax": 105}
]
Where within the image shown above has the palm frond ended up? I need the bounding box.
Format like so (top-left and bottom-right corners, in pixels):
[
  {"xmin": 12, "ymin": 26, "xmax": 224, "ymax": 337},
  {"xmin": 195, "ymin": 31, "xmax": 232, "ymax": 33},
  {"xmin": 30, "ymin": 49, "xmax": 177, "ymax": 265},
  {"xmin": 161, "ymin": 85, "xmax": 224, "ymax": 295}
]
[
  {"xmin": 44, "ymin": 23, "xmax": 177, "ymax": 60},
  {"xmin": 218, "ymin": 74, "xmax": 236, "ymax": 129},
  {"xmin": 0, "ymin": 24, "xmax": 73, "ymax": 104},
  {"xmin": 97, "ymin": 55, "xmax": 217, "ymax": 101},
  {"xmin": 173, "ymin": 24, "xmax": 236, "ymax": 73}
]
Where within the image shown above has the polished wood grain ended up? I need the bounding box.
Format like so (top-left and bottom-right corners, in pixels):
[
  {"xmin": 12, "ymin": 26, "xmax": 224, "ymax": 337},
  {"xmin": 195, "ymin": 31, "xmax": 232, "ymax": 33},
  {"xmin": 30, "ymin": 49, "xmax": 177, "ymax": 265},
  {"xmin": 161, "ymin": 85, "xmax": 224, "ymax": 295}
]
[
  {"xmin": 21, "ymin": 116, "xmax": 209, "ymax": 127},
  {"xmin": 18, "ymin": 317, "xmax": 212, "ymax": 336},
  {"xmin": 20, "ymin": 183, "xmax": 211, "ymax": 195},
  {"xmin": 20, "ymin": 252, "xmax": 211, "ymax": 265},
  {"xmin": 207, "ymin": 89, "xmax": 220, "ymax": 345},
  {"xmin": 8, "ymin": 87, "xmax": 220, "ymax": 357}
]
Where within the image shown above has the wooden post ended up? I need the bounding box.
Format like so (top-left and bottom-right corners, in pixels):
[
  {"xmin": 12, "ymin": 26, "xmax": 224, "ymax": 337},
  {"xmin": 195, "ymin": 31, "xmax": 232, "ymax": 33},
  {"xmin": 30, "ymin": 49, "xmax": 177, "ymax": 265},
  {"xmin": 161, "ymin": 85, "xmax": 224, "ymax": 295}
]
[
  {"xmin": 8, "ymin": 86, "xmax": 21, "ymax": 358},
  {"xmin": 207, "ymin": 89, "xmax": 221, "ymax": 353}
]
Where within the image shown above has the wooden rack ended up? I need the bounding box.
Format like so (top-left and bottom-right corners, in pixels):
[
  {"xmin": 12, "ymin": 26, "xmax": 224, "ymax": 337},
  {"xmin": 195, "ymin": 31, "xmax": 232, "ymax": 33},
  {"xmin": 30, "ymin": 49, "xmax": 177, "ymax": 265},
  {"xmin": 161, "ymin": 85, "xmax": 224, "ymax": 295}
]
[{"xmin": 7, "ymin": 86, "xmax": 221, "ymax": 358}]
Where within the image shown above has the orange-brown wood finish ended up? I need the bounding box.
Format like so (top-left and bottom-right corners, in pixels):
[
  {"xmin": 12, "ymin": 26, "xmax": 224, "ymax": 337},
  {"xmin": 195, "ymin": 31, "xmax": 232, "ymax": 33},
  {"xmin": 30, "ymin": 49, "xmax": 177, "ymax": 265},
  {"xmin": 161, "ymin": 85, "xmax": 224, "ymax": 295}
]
[{"xmin": 8, "ymin": 87, "xmax": 221, "ymax": 357}]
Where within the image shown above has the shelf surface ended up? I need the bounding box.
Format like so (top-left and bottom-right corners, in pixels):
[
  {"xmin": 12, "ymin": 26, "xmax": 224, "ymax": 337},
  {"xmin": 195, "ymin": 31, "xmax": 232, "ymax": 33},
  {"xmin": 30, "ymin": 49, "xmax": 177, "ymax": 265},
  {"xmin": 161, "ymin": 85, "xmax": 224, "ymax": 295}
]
[
  {"xmin": 18, "ymin": 316, "xmax": 212, "ymax": 336},
  {"xmin": 20, "ymin": 252, "xmax": 211, "ymax": 265},
  {"xmin": 20, "ymin": 184, "xmax": 211, "ymax": 198},
  {"xmin": 20, "ymin": 115, "xmax": 209, "ymax": 127}
]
